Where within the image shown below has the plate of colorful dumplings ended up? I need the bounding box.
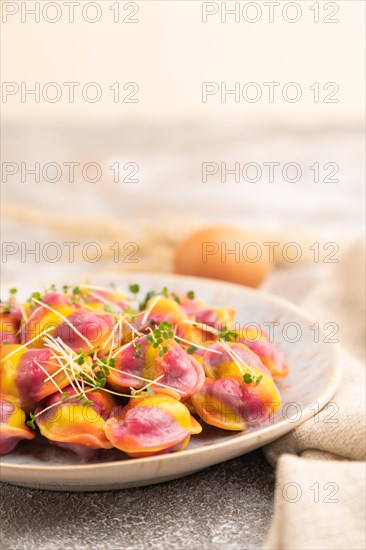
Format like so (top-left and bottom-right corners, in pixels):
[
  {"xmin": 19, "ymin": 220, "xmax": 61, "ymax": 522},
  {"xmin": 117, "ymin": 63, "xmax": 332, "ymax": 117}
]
[{"xmin": 0, "ymin": 273, "xmax": 341, "ymax": 491}]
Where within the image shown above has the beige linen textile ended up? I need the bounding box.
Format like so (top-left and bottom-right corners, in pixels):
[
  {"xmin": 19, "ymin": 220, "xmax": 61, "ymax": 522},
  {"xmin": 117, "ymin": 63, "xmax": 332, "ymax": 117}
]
[{"xmin": 263, "ymin": 240, "xmax": 366, "ymax": 550}]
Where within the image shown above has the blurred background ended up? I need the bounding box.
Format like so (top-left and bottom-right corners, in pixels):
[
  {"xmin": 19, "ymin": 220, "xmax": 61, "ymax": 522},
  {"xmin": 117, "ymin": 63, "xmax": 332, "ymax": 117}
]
[{"xmin": 1, "ymin": 0, "xmax": 365, "ymax": 293}]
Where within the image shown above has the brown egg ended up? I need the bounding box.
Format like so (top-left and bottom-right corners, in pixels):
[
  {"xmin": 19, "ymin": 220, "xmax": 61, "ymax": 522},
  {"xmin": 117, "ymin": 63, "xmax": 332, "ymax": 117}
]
[{"xmin": 173, "ymin": 226, "xmax": 272, "ymax": 288}]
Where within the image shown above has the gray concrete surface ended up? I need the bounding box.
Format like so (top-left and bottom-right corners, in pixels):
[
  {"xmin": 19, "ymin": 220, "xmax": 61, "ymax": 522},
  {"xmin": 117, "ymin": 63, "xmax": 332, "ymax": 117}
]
[{"xmin": 0, "ymin": 450, "xmax": 275, "ymax": 550}]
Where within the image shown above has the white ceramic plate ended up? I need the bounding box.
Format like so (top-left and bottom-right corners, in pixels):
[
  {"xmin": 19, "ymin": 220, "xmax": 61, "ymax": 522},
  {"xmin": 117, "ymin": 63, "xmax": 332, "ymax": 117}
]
[{"xmin": 0, "ymin": 273, "xmax": 342, "ymax": 491}]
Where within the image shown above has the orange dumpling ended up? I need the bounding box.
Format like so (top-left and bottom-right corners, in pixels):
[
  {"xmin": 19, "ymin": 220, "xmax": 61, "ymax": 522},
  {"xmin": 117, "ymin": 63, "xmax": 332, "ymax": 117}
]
[
  {"xmin": 35, "ymin": 387, "xmax": 116, "ymax": 460},
  {"xmin": 0, "ymin": 400, "xmax": 35, "ymax": 455},
  {"xmin": 104, "ymin": 395, "xmax": 202, "ymax": 457}
]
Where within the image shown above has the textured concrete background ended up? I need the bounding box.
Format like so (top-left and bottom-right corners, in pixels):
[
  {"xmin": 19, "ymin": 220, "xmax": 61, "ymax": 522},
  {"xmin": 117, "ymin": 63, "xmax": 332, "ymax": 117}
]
[{"xmin": 0, "ymin": 450, "xmax": 274, "ymax": 550}]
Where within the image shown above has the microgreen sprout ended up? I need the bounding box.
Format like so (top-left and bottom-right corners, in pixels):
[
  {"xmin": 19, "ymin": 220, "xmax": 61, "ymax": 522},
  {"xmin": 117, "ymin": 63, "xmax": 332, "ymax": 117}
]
[
  {"xmin": 31, "ymin": 297, "xmax": 94, "ymax": 350},
  {"xmin": 172, "ymin": 293, "xmax": 181, "ymax": 303},
  {"xmin": 27, "ymin": 413, "xmax": 37, "ymax": 430},
  {"xmin": 76, "ymin": 394, "xmax": 95, "ymax": 406},
  {"xmin": 104, "ymin": 304, "xmax": 116, "ymax": 314},
  {"xmin": 243, "ymin": 373, "xmax": 264, "ymax": 385},
  {"xmin": 134, "ymin": 343, "xmax": 142, "ymax": 357},
  {"xmin": 180, "ymin": 319, "xmax": 258, "ymax": 379},
  {"xmin": 187, "ymin": 290, "xmax": 195, "ymax": 299},
  {"xmin": 129, "ymin": 284, "xmax": 140, "ymax": 294},
  {"xmin": 146, "ymin": 321, "xmax": 174, "ymax": 357},
  {"xmin": 26, "ymin": 388, "xmax": 97, "ymax": 430},
  {"xmin": 217, "ymin": 326, "xmax": 238, "ymax": 342},
  {"xmin": 139, "ymin": 290, "xmax": 156, "ymax": 311},
  {"xmin": 159, "ymin": 346, "xmax": 168, "ymax": 357}
]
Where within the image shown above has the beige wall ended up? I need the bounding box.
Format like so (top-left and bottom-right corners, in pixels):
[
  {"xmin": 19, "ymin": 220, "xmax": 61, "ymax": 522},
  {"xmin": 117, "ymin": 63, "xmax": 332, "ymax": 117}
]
[{"xmin": 1, "ymin": 0, "xmax": 365, "ymax": 125}]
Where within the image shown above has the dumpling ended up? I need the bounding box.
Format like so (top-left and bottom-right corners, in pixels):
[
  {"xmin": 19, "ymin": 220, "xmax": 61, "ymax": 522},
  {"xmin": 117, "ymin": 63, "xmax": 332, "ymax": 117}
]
[
  {"xmin": 239, "ymin": 326, "xmax": 288, "ymax": 378},
  {"xmin": 107, "ymin": 333, "xmax": 205, "ymax": 400},
  {"xmin": 201, "ymin": 341, "xmax": 267, "ymax": 379},
  {"xmin": 104, "ymin": 395, "xmax": 202, "ymax": 457},
  {"xmin": 22, "ymin": 298, "xmax": 115, "ymax": 353},
  {"xmin": 35, "ymin": 386, "xmax": 115, "ymax": 460},
  {"xmin": 0, "ymin": 302, "xmax": 21, "ymax": 344},
  {"xmin": 0, "ymin": 345, "xmax": 70, "ymax": 410},
  {"xmin": 0, "ymin": 400, "xmax": 35, "ymax": 455},
  {"xmin": 191, "ymin": 376, "xmax": 281, "ymax": 431}
]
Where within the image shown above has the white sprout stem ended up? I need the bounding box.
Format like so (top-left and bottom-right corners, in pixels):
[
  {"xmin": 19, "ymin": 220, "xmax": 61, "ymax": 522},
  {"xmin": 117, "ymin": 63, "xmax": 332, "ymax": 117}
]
[
  {"xmin": 98, "ymin": 363, "xmax": 185, "ymax": 396},
  {"xmin": 31, "ymin": 297, "xmax": 93, "ymax": 350},
  {"xmin": 111, "ymin": 339, "xmax": 136, "ymax": 359},
  {"xmin": 14, "ymin": 307, "xmax": 187, "ymax": 401},
  {"xmin": 43, "ymin": 335, "xmax": 90, "ymax": 393},
  {"xmin": 180, "ymin": 319, "xmax": 218, "ymax": 335},
  {"xmin": 137, "ymin": 373, "xmax": 164, "ymax": 393},
  {"xmin": 34, "ymin": 360, "xmax": 64, "ymax": 395},
  {"xmin": 109, "ymin": 322, "xmax": 144, "ymax": 358},
  {"xmin": 2, "ymin": 327, "xmax": 54, "ymax": 360},
  {"xmin": 219, "ymin": 341, "xmax": 245, "ymax": 375},
  {"xmin": 33, "ymin": 387, "xmax": 96, "ymax": 421},
  {"xmin": 106, "ymin": 330, "xmax": 115, "ymax": 360},
  {"xmin": 18, "ymin": 302, "xmax": 28, "ymax": 324},
  {"xmin": 100, "ymin": 313, "xmax": 124, "ymax": 351},
  {"xmin": 174, "ymin": 335, "xmax": 222, "ymax": 354},
  {"xmin": 80, "ymin": 380, "xmax": 132, "ymax": 399},
  {"xmin": 68, "ymin": 347, "xmax": 84, "ymax": 396},
  {"xmin": 49, "ymin": 350, "xmax": 80, "ymax": 396},
  {"xmin": 140, "ymin": 294, "xmax": 163, "ymax": 325},
  {"xmin": 180, "ymin": 319, "xmax": 256, "ymax": 377},
  {"xmin": 126, "ymin": 321, "xmax": 144, "ymax": 338},
  {"xmin": 43, "ymin": 362, "xmax": 69, "ymax": 382},
  {"xmin": 44, "ymin": 331, "xmax": 184, "ymax": 395},
  {"xmin": 220, "ymin": 341, "xmax": 256, "ymax": 377},
  {"xmin": 79, "ymin": 284, "xmax": 116, "ymax": 293}
]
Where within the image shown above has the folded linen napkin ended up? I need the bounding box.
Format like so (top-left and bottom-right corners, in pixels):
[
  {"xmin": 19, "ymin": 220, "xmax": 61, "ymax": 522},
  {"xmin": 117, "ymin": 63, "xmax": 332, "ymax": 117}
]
[{"xmin": 263, "ymin": 239, "xmax": 366, "ymax": 550}]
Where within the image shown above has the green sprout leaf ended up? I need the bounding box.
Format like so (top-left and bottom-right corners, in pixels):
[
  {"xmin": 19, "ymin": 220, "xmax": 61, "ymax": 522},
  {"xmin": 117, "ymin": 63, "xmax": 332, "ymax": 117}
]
[
  {"xmin": 134, "ymin": 343, "xmax": 142, "ymax": 357},
  {"xmin": 159, "ymin": 345, "xmax": 169, "ymax": 357},
  {"xmin": 172, "ymin": 293, "xmax": 181, "ymax": 304},
  {"xmin": 129, "ymin": 284, "xmax": 140, "ymax": 294},
  {"xmin": 26, "ymin": 413, "xmax": 37, "ymax": 430},
  {"xmin": 139, "ymin": 290, "xmax": 156, "ymax": 311},
  {"xmin": 217, "ymin": 326, "xmax": 238, "ymax": 342},
  {"xmin": 104, "ymin": 304, "xmax": 116, "ymax": 314}
]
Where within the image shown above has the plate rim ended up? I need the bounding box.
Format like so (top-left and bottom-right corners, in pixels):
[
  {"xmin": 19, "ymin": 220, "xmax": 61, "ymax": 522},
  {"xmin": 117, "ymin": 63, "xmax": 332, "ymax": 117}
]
[{"xmin": 0, "ymin": 272, "xmax": 343, "ymax": 474}]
